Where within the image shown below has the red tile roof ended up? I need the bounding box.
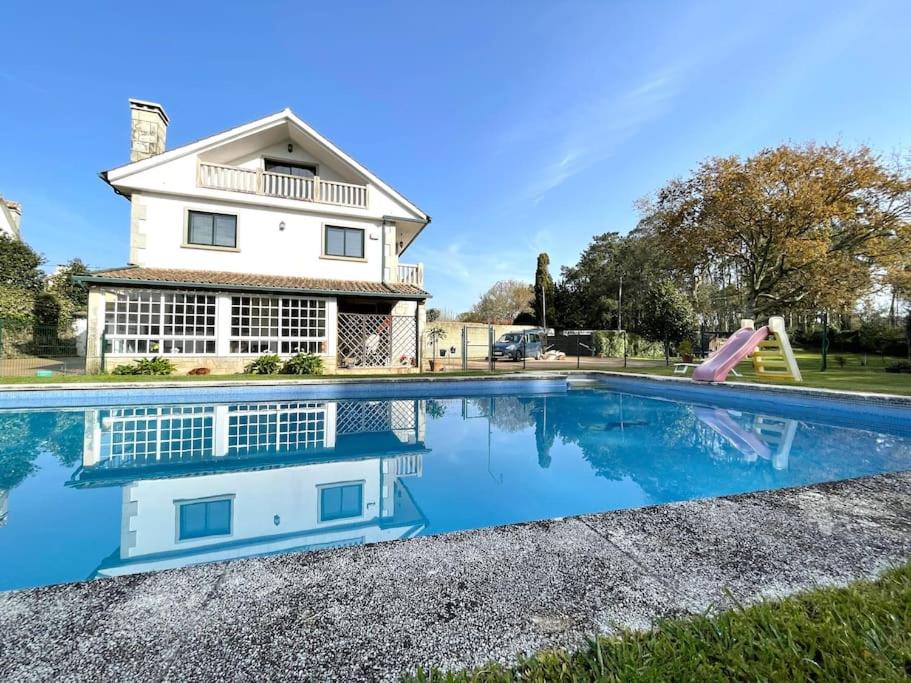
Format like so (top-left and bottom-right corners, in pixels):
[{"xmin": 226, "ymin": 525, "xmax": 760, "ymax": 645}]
[{"xmin": 82, "ymin": 267, "xmax": 429, "ymax": 299}]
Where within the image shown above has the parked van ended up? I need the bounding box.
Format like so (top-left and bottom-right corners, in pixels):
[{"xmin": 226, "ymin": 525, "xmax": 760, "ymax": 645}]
[{"xmin": 492, "ymin": 330, "xmax": 545, "ymax": 361}]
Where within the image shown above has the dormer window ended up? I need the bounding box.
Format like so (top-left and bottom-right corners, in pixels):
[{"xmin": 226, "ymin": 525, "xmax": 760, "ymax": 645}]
[{"xmin": 264, "ymin": 159, "xmax": 317, "ymax": 178}]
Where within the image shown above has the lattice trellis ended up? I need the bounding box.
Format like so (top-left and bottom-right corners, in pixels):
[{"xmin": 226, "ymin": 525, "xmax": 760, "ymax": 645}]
[
  {"xmin": 337, "ymin": 400, "xmax": 393, "ymax": 434},
  {"xmin": 337, "ymin": 313, "xmax": 416, "ymax": 368}
]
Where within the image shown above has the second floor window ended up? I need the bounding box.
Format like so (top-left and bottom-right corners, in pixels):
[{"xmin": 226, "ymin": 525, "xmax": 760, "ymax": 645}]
[
  {"xmin": 188, "ymin": 210, "xmax": 237, "ymax": 248},
  {"xmin": 325, "ymin": 225, "xmax": 364, "ymax": 259}
]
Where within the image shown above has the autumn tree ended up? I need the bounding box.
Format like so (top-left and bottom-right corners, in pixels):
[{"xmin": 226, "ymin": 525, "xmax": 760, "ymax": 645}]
[
  {"xmin": 460, "ymin": 280, "xmax": 533, "ymax": 323},
  {"xmin": 637, "ymin": 143, "xmax": 911, "ymax": 318}
]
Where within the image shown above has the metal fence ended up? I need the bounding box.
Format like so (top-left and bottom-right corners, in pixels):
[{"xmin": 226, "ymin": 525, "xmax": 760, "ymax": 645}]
[
  {"xmin": 337, "ymin": 313, "xmax": 418, "ymax": 370},
  {"xmin": 0, "ymin": 320, "xmax": 85, "ymax": 377}
]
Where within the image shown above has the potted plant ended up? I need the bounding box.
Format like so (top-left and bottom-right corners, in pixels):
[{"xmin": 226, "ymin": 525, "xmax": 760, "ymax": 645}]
[
  {"xmin": 427, "ymin": 327, "xmax": 447, "ymax": 371},
  {"xmin": 678, "ymin": 339, "xmax": 694, "ymax": 363}
]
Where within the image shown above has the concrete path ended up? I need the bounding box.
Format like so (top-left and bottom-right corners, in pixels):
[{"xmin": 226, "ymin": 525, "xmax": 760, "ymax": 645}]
[{"xmin": 1, "ymin": 471, "xmax": 909, "ymax": 682}]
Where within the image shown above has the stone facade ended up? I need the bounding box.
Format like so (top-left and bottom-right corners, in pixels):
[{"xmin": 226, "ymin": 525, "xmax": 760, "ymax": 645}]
[{"xmin": 129, "ymin": 99, "xmax": 169, "ymax": 162}]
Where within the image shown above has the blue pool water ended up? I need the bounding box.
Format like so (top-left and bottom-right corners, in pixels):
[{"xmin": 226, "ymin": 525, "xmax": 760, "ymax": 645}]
[{"xmin": 0, "ymin": 378, "xmax": 909, "ymax": 591}]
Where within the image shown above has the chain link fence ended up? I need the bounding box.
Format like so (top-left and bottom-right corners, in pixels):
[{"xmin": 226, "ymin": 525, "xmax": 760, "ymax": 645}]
[{"xmin": 0, "ymin": 319, "xmax": 86, "ymax": 377}]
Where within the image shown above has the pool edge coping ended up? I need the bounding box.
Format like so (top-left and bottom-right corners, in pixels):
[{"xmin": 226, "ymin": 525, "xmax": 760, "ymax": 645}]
[{"xmin": 0, "ymin": 369, "xmax": 909, "ymax": 406}]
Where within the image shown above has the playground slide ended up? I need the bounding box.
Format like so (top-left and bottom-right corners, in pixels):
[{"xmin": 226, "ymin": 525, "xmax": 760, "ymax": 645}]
[{"xmin": 692, "ymin": 324, "xmax": 769, "ymax": 382}]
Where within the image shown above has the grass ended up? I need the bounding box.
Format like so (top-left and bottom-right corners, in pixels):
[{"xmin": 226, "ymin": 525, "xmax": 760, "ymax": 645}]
[
  {"xmin": 1, "ymin": 351, "xmax": 907, "ymax": 395},
  {"xmin": 613, "ymin": 351, "xmax": 911, "ymax": 396},
  {"xmin": 409, "ymin": 562, "xmax": 911, "ymax": 682},
  {"xmin": 0, "ymin": 369, "xmax": 511, "ymax": 385}
]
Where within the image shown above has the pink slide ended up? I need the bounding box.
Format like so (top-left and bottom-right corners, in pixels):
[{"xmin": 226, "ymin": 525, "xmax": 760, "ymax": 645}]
[
  {"xmin": 694, "ymin": 408, "xmax": 772, "ymax": 461},
  {"xmin": 692, "ymin": 326, "xmax": 769, "ymax": 382}
]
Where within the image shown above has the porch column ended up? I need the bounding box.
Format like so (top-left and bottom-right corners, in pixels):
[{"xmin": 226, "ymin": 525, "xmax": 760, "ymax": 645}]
[
  {"xmin": 325, "ymin": 298, "xmax": 338, "ymax": 371},
  {"xmin": 215, "ymin": 293, "xmax": 232, "ymax": 357}
]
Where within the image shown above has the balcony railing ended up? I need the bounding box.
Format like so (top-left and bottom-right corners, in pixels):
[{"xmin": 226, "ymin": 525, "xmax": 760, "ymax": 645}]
[
  {"xmin": 197, "ymin": 162, "xmax": 369, "ymax": 209},
  {"xmin": 397, "ymin": 263, "xmax": 423, "ymax": 288}
]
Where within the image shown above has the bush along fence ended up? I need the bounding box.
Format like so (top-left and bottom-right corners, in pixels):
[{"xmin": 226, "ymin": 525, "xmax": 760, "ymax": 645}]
[{"xmin": 0, "ymin": 318, "xmax": 86, "ymax": 377}]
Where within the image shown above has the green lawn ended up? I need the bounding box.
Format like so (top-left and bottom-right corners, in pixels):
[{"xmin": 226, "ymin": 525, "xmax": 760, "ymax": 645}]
[
  {"xmin": 409, "ymin": 562, "xmax": 911, "ymax": 682},
  {"xmin": 614, "ymin": 351, "xmax": 911, "ymax": 396}
]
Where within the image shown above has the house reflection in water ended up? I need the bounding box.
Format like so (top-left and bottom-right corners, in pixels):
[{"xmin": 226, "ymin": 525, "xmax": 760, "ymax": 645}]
[{"xmin": 69, "ymin": 399, "xmax": 428, "ymax": 578}]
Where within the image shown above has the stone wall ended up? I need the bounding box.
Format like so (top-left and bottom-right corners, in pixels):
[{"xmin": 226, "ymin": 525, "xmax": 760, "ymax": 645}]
[{"xmin": 129, "ymin": 99, "xmax": 169, "ymax": 162}]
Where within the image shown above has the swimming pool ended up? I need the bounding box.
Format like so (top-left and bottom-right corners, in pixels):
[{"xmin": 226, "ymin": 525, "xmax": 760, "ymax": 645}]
[{"xmin": 1, "ymin": 376, "xmax": 909, "ymax": 591}]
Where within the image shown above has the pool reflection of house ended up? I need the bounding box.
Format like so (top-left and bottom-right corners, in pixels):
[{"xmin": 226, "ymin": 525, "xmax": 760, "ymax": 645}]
[{"xmin": 69, "ymin": 399, "xmax": 428, "ymax": 577}]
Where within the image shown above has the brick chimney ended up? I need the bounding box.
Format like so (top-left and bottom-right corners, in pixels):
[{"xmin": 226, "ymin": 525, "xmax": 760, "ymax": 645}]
[{"xmin": 129, "ymin": 99, "xmax": 169, "ymax": 162}]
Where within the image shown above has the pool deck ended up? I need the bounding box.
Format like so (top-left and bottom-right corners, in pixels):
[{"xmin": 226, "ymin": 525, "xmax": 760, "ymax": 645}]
[{"xmin": 1, "ymin": 470, "xmax": 910, "ymax": 682}]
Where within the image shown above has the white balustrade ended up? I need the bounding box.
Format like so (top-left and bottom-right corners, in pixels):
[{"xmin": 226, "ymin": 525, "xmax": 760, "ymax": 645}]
[{"xmin": 198, "ymin": 162, "xmax": 368, "ymax": 209}]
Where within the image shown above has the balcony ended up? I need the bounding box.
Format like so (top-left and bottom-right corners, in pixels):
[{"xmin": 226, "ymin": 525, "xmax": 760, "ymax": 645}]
[
  {"xmin": 396, "ymin": 263, "xmax": 423, "ymax": 288},
  {"xmin": 197, "ymin": 161, "xmax": 369, "ymax": 209}
]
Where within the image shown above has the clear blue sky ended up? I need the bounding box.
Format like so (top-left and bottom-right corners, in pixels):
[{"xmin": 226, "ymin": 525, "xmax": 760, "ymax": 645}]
[{"xmin": 2, "ymin": 1, "xmax": 909, "ymax": 313}]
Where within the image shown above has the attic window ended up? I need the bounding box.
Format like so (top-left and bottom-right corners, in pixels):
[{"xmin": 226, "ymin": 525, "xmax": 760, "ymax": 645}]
[{"xmin": 264, "ymin": 159, "xmax": 317, "ymax": 178}]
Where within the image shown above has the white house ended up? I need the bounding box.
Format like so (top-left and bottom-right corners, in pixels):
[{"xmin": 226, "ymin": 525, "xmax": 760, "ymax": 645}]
[
  {"xmin": 0, "ymin": 196, "xmax": 22, "ymax": 240},
  {"xmin": 81, "ymin": 100, "xmax": 431, "ymax": 374},
  {"xmin": 72, "ymin": 398, "xmax": 428, "ymax": 577}
]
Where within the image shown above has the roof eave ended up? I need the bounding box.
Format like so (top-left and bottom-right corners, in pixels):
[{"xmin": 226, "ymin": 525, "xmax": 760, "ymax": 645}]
[{"xmin": 76, "ymin": 274, "xmax": 430, "ymax": 300}]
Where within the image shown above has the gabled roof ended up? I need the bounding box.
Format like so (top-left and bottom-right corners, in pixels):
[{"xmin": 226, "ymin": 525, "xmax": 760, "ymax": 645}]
[
  {"xmin": 102, "ymin": 108, "xmax": 429, "ymax": 223},
  {"xmin": 77, "ymin": 266, "xmax": 430, "ymax": 299}
]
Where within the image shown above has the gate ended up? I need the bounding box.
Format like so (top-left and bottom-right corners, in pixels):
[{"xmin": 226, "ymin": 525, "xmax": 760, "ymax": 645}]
[{"xmin": 336, "ymin": 313, "xmax": 417, "ymax": 369}]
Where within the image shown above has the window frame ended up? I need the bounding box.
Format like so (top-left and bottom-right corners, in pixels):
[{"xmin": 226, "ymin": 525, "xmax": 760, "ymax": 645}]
[
  {"xmin": 263, "ymin": 157, "xmax": 319, "ymax": 179},
  {"xmin": 184, "ymin": 209, "xmax": 239, "ymax": 251},
  {"xmin": 103, "ymin": 289, "xmax": 218, "ymax": 356},
  {"xmin": 229, "ymin": 294, "xmax": 328, "ymax": 355},
  {"xmin": 322, "ymin": 224, "xmax": 366, "ymax": 260},
  {"xmin": 174, "ymin": 495, "xmax": 234, "ymax": 542},
  {"xmin": 317, "ymin": 481, "xmax": 365, "ymax": 523}
]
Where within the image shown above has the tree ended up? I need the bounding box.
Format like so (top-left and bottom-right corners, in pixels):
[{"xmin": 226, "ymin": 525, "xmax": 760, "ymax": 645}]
[
  {"xmin": 638, "ymin": 143, "xmax": 911, "ymax": 318},
  {"xmin": 47, "ymin": 258, "xmax": 90, "ymax": 310},
  {"xmin": 639, "ymin": 279, "xmax": 696, "ymax": 360},
  {"xmin": 533, "ymin": 253, "xmax": 554, "ymax": 329},
  {"xmin": 0, "ymin": 235, "xmax": 44, "ymax": 293},
  {"xmin": 32, "ymin": 292, "xmax": 61, "ymax": 328},
  {"xmin": 553, "ymin": 232, "xmax": 669, "ymax": 332},
  {"xmin": 461, "ymin": 280, "xmax": 533, "ymax": 323},
  {"xmin": 425, "ymin": 308, "xmax": 441, "ymax": 323}
]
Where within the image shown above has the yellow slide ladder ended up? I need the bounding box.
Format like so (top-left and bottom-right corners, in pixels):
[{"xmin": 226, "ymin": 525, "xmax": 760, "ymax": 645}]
[{"xmin": 750, "ymin": 316, "xmax": 802, "ymax": 382}]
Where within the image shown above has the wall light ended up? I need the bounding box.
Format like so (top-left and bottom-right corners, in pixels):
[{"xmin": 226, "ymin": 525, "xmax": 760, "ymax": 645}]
[
  {"xmin": 287, "ymin": 143, "xmax": 293, "ymax": 153},
  {"xmin": 279, "ymin": 221, "xmax": 286, "ymax": 231}
]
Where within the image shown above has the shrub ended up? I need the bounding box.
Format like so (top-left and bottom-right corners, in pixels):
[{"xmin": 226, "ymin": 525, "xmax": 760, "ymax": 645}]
[
  {"xmin": 592, "ymin": 330, "xmax": 665, "ymax": 359},
  {"xmin": 885, "ymin": 360, "xmax": 911, "ymax": 374},
  {"xmin": 110, "ymin": 356, "xmax": 175, "ymax": 376},
  {"xmin": 678, "ymin": 339, "xmax": 694, "ymax": 358},
  {"xmin": 281, "ymin": 352, "xmax": 323, "ymax": 375},
  {"xmin": 245, "ymin": 354, "xmax": 282, "ymax": 374}
]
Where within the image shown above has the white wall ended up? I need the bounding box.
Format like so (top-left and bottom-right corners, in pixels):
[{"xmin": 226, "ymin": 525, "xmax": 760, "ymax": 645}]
[
  {"xmin": 131, "ymin": 191, "xmax": 385, "ymax": 281},
  {"xmin": 121, "ymin": 458, "xmax": 384, "ymax": 559}
]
